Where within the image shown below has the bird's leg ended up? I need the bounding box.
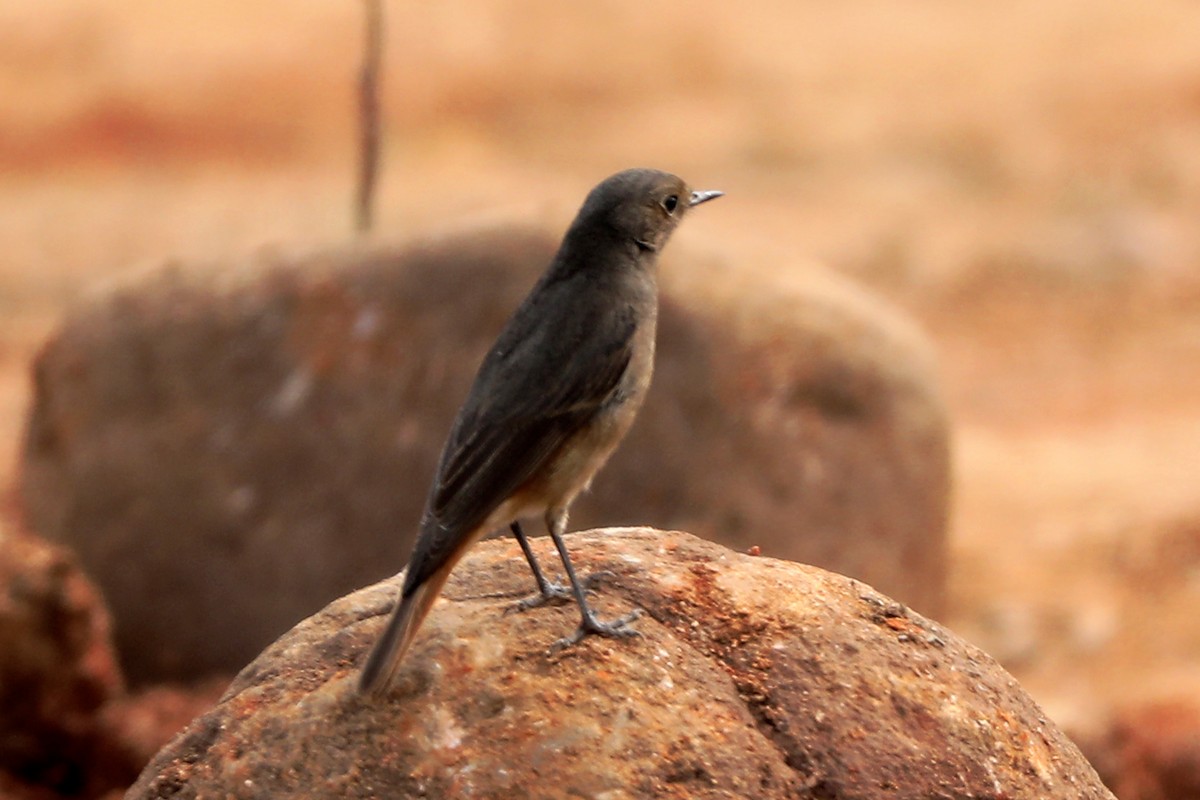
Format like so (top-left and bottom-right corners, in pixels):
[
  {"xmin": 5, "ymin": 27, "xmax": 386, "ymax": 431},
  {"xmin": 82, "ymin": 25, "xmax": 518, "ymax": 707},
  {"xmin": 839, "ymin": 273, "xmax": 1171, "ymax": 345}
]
[
  {"xmin": 544, "ymin": 509, "xmax": 641, "ymax": 651},
  {"xmin": 506, "ymin": 521, "xmax": 613, "ymax": 612},
  {"xmin": 509, "ymin": 521, "xmax": 573, "ymax": 610}
]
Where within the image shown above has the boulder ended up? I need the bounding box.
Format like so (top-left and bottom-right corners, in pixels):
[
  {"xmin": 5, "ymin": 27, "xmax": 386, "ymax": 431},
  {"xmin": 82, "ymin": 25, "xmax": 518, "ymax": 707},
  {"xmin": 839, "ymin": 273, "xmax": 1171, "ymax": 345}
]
[
  {"xmin": 128, "ymin": 528, "xmax": 1109, "ymax": 800},
  {"xmin": 1081, "ymin": 699, "xmax": 1200, "ymax": 800},
  {"xmin": 0, "ymin": 519, "xmax": 123, "ymax": 795},
  {"xmin": 19, "ymin": 224, "xmax": 948, "ymax": 684},
  {"xmin": 0, "ymin": 772, "xmax": 68, "ymax": 800},
  {"xmin": 97, "ymin": 678, "xmax": 230, "ymax": 787}
]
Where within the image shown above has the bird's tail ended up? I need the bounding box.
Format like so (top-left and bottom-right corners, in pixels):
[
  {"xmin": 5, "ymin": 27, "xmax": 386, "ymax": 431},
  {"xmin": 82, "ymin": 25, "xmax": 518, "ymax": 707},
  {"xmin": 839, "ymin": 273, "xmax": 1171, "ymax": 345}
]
[{"xmin": 357, "ymin": 577, "xmax": 442, "ymax": 696}]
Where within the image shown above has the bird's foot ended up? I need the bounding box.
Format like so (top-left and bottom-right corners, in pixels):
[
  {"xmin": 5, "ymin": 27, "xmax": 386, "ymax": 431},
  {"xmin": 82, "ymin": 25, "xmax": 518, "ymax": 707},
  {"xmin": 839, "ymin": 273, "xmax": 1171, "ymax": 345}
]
[
  {"xmin": 507, "ymin": 581, "xmax": 572, "ymax": 613},
  {"xmin": 550, "ymin": 607, "xmax": 644, "ymax": 653},
  {"xmin": 506, "ymin": 571, "xmax": 616, "ymax": 614}
]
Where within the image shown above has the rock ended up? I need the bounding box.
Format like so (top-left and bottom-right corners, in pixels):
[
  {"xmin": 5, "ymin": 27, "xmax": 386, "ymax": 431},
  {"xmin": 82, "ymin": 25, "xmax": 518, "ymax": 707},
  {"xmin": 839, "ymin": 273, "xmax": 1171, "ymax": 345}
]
[
  {"xmin": 128, "ymin": 529, "xmax": 1109, "ymax": 800},
  {"xmin": 0, "ymin": 519, "xmax": 238, "ymax": 798},
  {"xmin": 0, "ymin": 519, "xmax": 124, "ymax": 795},
  {"xmin": 641, "ymin": 254, "xmax": 948, "ymax": 612},
  {"xmin": 1081, "ymin": 699, "xmax": 1200, "ymax": 800},
  {"xmin": 97, "ymin": 678, "xmax": 230, "ymax": 782},
  {"xmin": 0, "ymin": 771, "xmax": 66, "ymax": 800},
  {"xmin": 20, "ymin": 224, "xmax": 948, "ymax": 684}
]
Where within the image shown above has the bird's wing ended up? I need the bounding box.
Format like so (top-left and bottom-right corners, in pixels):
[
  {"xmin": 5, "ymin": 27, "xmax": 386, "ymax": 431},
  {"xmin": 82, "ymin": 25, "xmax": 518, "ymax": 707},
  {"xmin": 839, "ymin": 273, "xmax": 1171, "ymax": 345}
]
[{"xmin": 402, "ymin": 297, "xmax": 636, "ymax": 591}]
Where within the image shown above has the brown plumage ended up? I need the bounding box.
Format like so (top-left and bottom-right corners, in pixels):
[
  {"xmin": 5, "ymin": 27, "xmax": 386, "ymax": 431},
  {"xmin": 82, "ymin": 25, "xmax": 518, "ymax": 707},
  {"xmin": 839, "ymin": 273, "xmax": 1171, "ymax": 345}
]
[{"xmin": 358, "ymin": 168, "xmax": 722, "ymax": 695}]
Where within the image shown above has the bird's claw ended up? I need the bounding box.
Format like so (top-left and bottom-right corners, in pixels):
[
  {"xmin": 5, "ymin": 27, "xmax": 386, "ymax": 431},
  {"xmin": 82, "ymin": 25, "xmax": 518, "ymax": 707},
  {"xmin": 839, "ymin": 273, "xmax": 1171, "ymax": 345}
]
[
  {"xmin": 505, "ymin": 571, "xmax": 616, "ymax": 615},
  {"xmin": 506, "ymin": 581, "xmax": 574, "ymax": 615},
  {"xmin": 549, "ymin": 608, "xmax": 644, "ymax": 653}
]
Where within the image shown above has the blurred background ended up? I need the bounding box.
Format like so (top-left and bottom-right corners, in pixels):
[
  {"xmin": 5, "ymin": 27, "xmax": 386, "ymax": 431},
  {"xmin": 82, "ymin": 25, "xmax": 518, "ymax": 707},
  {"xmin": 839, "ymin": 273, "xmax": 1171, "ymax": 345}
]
[{"xmin": 2, "ymin": 0, "xmax": 1199, "ymax": 794}]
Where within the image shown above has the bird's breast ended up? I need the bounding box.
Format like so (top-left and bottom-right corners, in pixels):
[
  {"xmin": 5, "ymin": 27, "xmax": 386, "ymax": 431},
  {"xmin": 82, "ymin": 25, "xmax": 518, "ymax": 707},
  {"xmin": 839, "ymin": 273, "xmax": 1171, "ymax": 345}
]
[{"xmin": 526, "ymin": 308, "xmax": 656, "ymax": 514}]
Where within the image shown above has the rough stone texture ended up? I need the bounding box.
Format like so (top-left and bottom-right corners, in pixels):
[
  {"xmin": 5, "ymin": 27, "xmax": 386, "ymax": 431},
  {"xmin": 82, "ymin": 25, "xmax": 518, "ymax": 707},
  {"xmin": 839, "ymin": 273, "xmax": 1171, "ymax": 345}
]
[
  {"xmin": 19, "ymin": 224, "xmax": 949, "ymax": 684},
  {"xmin": 129, "ymin": 529, "xmax": 1109, "ymax": 800},
  {"xmin": 1081, "ymin": 699, "xmax": 1200, "ymax": 800},
  {"xmin": 0, "ymin": 519, "xmax": 123, "ymax": 795}
]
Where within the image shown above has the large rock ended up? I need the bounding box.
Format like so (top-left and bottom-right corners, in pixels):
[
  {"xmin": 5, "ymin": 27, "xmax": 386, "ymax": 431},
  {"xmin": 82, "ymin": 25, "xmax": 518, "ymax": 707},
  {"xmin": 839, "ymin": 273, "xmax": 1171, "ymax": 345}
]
[
  {"xmin": 0, "ymin": 519, "xmax": 124, "ymax": 795},
  {"xmin": 1081, "ymin": 699, "xmax": 1200, "ymax": 800},
  {"xmin": 20, "ymin": 224, "xmax": 948, "ymax": 684},
  {"xmin": 97, "ymin": 678, "xmax": 230, "ymax": 789},
  {"xmin": 0, "ymin": 517, "xmax": 231, "ymax": 797},
  {"xmin": 128, "ymin": 528, "xmax": 1109, "ymax": 800}
]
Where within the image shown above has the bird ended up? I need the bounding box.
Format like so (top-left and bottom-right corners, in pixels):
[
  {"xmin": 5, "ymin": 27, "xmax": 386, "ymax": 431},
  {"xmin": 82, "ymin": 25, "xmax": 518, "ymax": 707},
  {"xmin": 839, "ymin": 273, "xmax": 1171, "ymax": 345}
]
[{"xmin": 358, "ymin": 168, "xmax": 722, "ymax": 695}]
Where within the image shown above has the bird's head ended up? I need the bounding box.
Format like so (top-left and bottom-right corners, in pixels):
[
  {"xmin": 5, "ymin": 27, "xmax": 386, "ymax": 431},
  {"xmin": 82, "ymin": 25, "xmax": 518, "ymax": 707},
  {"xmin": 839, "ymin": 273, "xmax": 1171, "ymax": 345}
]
[{"xmin": 574, "ymin": 168, "xmax": 722, "ymax": 256}]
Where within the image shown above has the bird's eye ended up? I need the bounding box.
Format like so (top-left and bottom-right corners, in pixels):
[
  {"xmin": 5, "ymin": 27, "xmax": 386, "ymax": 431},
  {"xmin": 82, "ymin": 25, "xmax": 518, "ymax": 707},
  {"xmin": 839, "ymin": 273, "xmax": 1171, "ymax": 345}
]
[{"xmin": 662, "ymin": 195, "xmax": 679, "ymax": 214}]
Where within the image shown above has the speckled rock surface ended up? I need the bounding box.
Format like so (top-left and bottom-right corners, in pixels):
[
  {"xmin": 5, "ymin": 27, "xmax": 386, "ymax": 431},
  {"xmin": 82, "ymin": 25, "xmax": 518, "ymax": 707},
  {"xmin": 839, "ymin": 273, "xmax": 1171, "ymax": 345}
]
[
  {"xmin": 128, "ymin": 529, "xmax": 1109, "ymax": 800},
  {"xmin": 21, "ymin": 224, "xmax": 948, "ymax": 684}
]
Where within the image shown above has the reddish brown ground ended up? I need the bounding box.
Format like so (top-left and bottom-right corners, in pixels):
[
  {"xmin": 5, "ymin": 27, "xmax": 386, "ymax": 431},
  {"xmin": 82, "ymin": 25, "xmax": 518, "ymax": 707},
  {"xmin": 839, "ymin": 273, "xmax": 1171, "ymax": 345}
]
[{"xmin": 3, "ymin": 0, "xmax": 1198, "ymax": 742}]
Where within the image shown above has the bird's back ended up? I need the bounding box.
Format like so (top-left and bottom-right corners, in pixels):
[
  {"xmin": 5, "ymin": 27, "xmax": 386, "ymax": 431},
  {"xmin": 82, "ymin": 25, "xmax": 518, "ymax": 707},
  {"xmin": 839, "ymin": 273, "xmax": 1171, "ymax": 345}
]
[{"xmin": 402, "ymin": 248, "xmax": 655, "ymax": 595}]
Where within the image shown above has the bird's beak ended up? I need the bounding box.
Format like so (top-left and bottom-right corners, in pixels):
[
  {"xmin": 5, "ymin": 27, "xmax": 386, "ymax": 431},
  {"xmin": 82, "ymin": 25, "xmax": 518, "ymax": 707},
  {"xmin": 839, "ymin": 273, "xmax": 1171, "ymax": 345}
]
[{"xmin": 688, "ymin": 189, "xmax": 724, "ymax": 207}]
